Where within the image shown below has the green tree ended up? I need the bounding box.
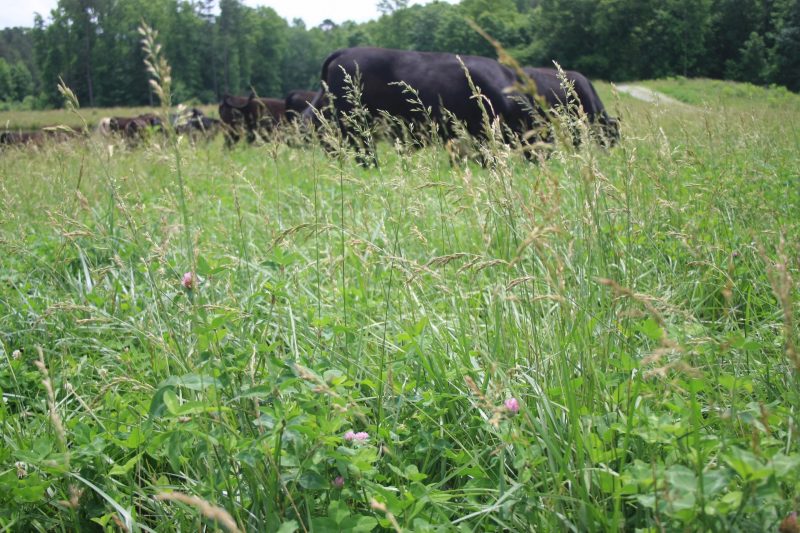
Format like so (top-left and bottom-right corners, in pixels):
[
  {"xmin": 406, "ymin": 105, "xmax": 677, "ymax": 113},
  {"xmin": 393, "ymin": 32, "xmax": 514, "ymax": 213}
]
[
  {"xmin": 0, "ymin": 28, "xmax": 39, "ymax": 92},
  {"xmin": 217, "ymin": 0, "xmax": 247, "ymax": 95},
  {"xmin": 772, "ymin": 0, "xmax": 800, "ymax": 90},
  {"xmin": 249, "ymin": 7, "xmax": 289, "ymax": 97},
  {"xmin": 33, "ymin": 12, "xmax": 70, "ymax": 106},
  {"xmin": 88, "ymin": 0, "xmax": 166, "ymax": 106},
  {"xmin": 726, "ymin": 31, "xmax": 770, "ymax": 83},
  {"xmin": 0, "ymin": 58, "xmax": 13, "ymax": 101},
  {"xmin": 637, "ymin": 0, "xmax": 713, "ymax": 78},
  {"xmin": 434, "ymin": 7, "xmax": 492, "ymax": 57},
  {"xmin": 403, "ymin": 2, "xmax": 455, "ymax": 52},
  {"xmin": 377, "ymin": 0, "xmax": 409, "ymax": 15},
  {"xmin": 59, "ymin": 0, "xmax": 103, "ymax": 106},
  {"xmin": 527, "ymin": 0, "xmax": 597, "ymax": 73},
  {"xmin": 164, "ymin": 1, "xmax": 204, "ymax": 101},
  {"xmin": 707, "ymin": 0, "xmax": 771, "ymax": 79},
  {"xmin": 10, "ymin": 61, "xmax": 35, "ymax": 100},
  {"xmin": 281, "ymin": 20, "xmax": 327, "ymax": 93}
]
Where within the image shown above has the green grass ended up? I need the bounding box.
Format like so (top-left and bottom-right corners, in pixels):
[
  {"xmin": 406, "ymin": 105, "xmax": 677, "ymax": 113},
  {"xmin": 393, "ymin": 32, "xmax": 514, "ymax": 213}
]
[
  {"xmin": 1, "ymin": 79, "xmax": 799, "ymax": 532},
  {"xmin": 639, "ymin": 77, "xmax": 800, "ymax": 108}
]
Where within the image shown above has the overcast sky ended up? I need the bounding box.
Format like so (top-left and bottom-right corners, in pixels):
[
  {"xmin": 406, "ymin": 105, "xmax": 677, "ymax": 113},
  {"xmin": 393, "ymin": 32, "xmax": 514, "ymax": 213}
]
[{"xmin": 1, "ymin": 0, "xmax": 457, "ymax": 29}]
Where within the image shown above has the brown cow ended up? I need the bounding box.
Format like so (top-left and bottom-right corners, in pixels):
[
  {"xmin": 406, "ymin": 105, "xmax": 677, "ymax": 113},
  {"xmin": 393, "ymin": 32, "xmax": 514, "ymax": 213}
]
[
  {"xmin": 98, "ymin": 113, "xmax": 163, "ymax": 142},
  {"xmin": 218, "ymin": 93, "xmax": 286, "ymax": 144},
  {"xmin": 1, "ymin": 127, "xmax": 80, "ymax": 147},
  {"xmin": 1, "ymin": 131, "xmax": 44, "ymax": 145}
]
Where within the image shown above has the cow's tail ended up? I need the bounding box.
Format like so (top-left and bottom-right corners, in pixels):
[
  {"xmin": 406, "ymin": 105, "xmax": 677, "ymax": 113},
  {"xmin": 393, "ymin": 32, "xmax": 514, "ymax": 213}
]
[
  {"xmin": 319, "ymin": 48, "xmax": 346, "ymax": 85},
  {"xmin": 302, "ymin": 49, "xmax": 347, "ymax": 124},
  {"xmin": 312, "ymin": 48, "xmax": 347, "ymax": 105}
]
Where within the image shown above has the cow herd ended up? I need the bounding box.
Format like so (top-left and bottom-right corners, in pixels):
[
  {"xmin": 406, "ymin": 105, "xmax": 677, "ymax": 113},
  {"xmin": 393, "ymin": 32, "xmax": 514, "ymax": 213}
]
[
  {"xmin": 95, "ymin": 108, "xmax": 220, "ymax": 141},
  {"xmin": 2, "ymin": 46, "xmax": 619, "ymax": 161},
  {"xmin": 220, "ymin": 47, "xmax": 619, "ymax": 163}
]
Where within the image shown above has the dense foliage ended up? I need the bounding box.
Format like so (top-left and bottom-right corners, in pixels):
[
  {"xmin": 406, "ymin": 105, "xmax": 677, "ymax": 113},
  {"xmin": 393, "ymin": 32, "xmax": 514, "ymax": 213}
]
[
  {"xmin": 1, "ymin": 0, "xmax": 799, "ymax": 109},
  {"xmin": 1, "ymin": 77, "xmax": 799, "ymax": 531}
]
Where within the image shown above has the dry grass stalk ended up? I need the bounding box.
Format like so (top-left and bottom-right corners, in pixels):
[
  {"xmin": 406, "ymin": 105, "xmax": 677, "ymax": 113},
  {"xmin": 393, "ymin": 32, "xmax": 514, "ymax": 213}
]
[
  {"xmin": 596, "ymin": 277, "xmax": 667, "ymax": 327},
  {"xmin": 643, "ymin": 360, "xmax": 702, "ymax": 381},
  {"xmin": 294, "ymin": 363, "xmax": 341, "ymax": 398},
  {"xmin": 427, "ymin": 252, "xmax": 472, "ymax": 268},
  {"xmin": 35, "ymin": 348, "xmax": 86, "ymax": 513},
  {"xmin": 760, "ymin": 237, "xmax": 798, "ymax": 371},
  {"xmin": 456, "ymin": 257, "xmax": 508, "ymax": 274},
  {"xmin": 155, "ymin": 491, "xmax": 244, "ymax": 533},
  {"xmin": 370, "ymin": 499, "xmax": 403, "ymax": 533},
  {"xmin": 57, "ymin": 485, "xmax": 84, "ymax": 510},
  {"xmin": 510, "ymin": 225, "xmax": 560, "ymax": 266},
  {"xmin": 464, "ymin": 375, "xmax": 507, "ymax": 428},
  {"xmin": 111, "ymin": 513, "xmax": 131, "ymax": 532},
  {"xmin": 465, "ymin": 19, "xmax": 543, "ymax": 109},
  {"xmin": 139, "ymin": 23, "xmax": 172, "ymax": 110},
  {"xmin": 596, "ymin": 280, "xmax": 704, "ymax": 379},
  {"xmin": 34, "ymin": 346, "xmax": 67, "ymax": 448}
]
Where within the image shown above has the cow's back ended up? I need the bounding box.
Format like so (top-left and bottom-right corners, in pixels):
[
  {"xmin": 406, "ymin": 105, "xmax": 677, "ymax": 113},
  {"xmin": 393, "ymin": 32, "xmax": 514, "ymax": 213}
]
[
  {"xmin": 321, "ymin": 47, "xmax": 526, "ymax": 135},
  {"xmin": 524, "ymin": 67, "xmax": 606, "ymax": 117}
]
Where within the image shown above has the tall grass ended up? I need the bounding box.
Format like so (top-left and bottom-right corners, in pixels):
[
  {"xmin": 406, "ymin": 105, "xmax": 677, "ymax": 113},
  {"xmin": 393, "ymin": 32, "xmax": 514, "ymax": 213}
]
[{"xmin": 1, "ymin": 74, "xmax": 799, "ymax": 532}]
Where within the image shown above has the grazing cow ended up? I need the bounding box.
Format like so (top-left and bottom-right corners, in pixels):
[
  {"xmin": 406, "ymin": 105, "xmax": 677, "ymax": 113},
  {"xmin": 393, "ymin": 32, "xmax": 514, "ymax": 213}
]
[
  {"xmin": 303, "ymin": 47, "xmax": 540, "ymax": 165},
  {"xmin": 98, "ymin": 113, "xmax": 163, "ymax": 142},
  {"xmin": 0, "ymin": 130, "xmax": 45, "ymax": 146},
  {"xmin": 1, "ymin": 127, "xmax": 80, "ymax": 147},
  {"xmin": 97, "ymin": 117, "xmax": 113, "ymax": 136},
  {"xmin": 521, "ymin": 67, "xmax": 620, "ymax": 146},
  {"xmin": 284, "ymin": 90, "xmax": 318, "ymax": 121},
  {"xmin": 173, "ymin": 108, "xmax": 220, "ymax": 137},
  {"xmin": 218, "ymin": 93, "xmax": 286, "ymax": 144}
]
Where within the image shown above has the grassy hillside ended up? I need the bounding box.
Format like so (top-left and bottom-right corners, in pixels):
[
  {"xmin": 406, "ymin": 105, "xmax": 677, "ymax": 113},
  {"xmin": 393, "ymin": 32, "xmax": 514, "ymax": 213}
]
[
  {"xmin": 1, "ymin": 79, "xmax": 799, "ymax": 532},
  {"xmin": 639, "ymin": 77, "xmax": 800, "ymax": 108}
]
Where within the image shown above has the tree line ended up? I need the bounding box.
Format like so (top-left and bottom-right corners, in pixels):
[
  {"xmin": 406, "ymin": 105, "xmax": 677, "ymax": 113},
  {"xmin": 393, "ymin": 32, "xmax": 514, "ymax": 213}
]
[{"xmin": 0, "ymin": 0, "xmax": 798, "ymax": 110}]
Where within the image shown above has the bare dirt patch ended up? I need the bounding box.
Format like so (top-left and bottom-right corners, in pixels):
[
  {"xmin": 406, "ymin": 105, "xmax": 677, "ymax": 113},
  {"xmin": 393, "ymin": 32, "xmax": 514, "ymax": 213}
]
[{"xmin": 616, "ymin": 84, "xmax": 687, "ymax": 106}]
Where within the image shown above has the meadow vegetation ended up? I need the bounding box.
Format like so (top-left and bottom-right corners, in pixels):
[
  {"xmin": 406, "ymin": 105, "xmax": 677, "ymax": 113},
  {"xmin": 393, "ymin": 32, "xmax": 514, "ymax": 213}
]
[{"xmin": 1, "ymin": 79, "xmax": 799, "ymax": 531}]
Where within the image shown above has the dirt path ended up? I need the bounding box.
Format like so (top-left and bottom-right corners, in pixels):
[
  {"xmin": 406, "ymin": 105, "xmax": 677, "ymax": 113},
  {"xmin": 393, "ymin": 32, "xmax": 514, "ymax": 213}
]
[{"xmin": 616, "ymin": 84, "xmax": 686, "ymax": 106}]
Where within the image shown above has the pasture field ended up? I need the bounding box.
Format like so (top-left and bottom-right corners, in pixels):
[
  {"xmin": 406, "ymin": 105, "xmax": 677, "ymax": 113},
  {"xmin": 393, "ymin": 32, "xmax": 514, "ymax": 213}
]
[{"xmin": 1, "ymin": 80, "xmax": 799, "ymax": 532}]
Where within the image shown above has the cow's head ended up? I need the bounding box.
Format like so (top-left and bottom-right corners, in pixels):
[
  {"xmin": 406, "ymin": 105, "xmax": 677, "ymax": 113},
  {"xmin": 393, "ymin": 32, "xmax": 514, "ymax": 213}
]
[{"xmin": 219, "ymin": 95, "xmax": 248, "ymax": 144}]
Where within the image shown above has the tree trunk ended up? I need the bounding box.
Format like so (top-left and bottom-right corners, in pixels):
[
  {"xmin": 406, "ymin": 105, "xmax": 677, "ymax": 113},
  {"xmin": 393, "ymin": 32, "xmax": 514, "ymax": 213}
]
[{"xmin": 83, "ymin": 8, "xmax": 94, "ymax": 106}]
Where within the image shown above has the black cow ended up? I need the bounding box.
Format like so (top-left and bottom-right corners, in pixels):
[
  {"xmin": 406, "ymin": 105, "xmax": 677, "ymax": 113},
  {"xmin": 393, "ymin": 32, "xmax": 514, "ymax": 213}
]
[
  {"xmin": 304, "ymin": 47, "xmax": 539, "ymax": 165},
  {"xmin": 284, "ymin": 90, "xmax": 318, "ymax": 121},
  {"xmin": 219, "ymin": 93, "xmax": 286, "ymax": 144},
  {"xmin": 521, "ymin": 67, "xmax": 619, "ymax": 146}
]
